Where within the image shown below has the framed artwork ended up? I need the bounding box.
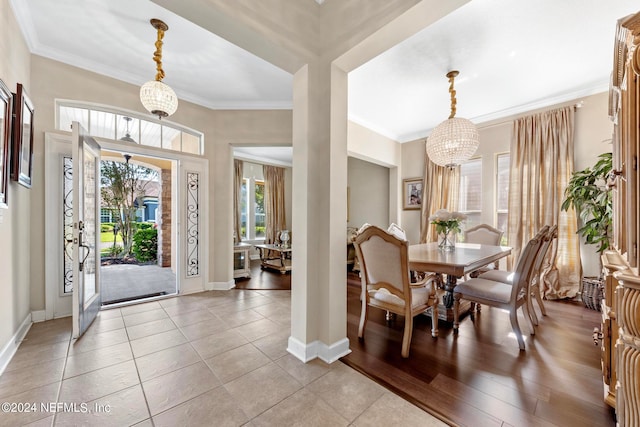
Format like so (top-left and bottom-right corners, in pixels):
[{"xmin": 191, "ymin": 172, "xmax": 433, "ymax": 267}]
[
  {"xmin": 11, "ymin": 83, "xmax": 34, "ymax": 188},
  {"xmin": 403, "ymin": 177, "xmax": 423, "ymax": 210},
  {"xmin": 0, "ymin": 79, "xmax": 11, "ymax": 207}
]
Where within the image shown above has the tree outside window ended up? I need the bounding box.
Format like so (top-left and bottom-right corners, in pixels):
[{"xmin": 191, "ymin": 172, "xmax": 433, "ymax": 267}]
[
  {"xmin": 239, "ymin": 173, "xmax": 266, "ymax": 241},
  {"xmin": 254, "ymin": 181, "xmax": 265, "ymax": 238},
  {"xmin": 100, "ymin": 159, "xmax": 158, "ymax": 257}
]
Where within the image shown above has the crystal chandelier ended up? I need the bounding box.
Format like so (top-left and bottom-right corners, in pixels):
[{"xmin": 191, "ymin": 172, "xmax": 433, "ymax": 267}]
[
  {"xmin": 140, "ymin": 19, "xmax": 178, "ymax": 119},
  {"xmin": 426, "ymin": 71, "xmax": 479, "ymax": 168}
]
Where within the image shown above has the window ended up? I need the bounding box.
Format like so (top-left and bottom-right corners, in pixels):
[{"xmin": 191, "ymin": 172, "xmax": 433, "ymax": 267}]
[
  {"xmin": 496, "ymin": 153, "xmax": 510, "ymax": 243},
  {"xmin": 254, "ymin": 181, "xmax": 265, "ymax": 238},
  {"xmin": 56, "ymin": 101, "xmax": 204, "ymax": 155},
  {"xmin": 240, "ymin": 179, "xmax": 248, "ymax": 239},
  {"xmin": 459, "ymin": 158, "xmax": 482, "ymax": 228},
  {"xmin": 239, "ymin": 168, "xmax": 266, "ymax": 240}
]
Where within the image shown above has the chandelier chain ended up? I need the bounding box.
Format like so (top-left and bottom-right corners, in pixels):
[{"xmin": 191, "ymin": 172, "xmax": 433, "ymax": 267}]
[
  {"xmin": 153, "ymin": 28, "xmax": 165, "ymax": 82},
  {"xmin": 448, "ymin": 73, "xmax": 457, "ymax": 119}
]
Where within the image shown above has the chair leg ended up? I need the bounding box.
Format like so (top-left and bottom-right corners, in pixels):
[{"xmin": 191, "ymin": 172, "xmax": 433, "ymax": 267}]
[
  {"xmin": 528, "ymin": 292, "xmax": 539, "ymax": 326},
  {"xmin": 522, "ymin": 300, "xmax": 535, "ymax": 336},
  {"xmin": 509, "ymin": 309, "xmax": 525, "ymax": 351},
  {"xmin": 358, "ymin": 299, "xmax": 368, "ymax": 339},
  {"xmin": 532, "ymin": 284, "xmax": 547, "ymax": 316},
  {"xmin": 453, "ymin": 294, "xmax": 461, "ymax": 331},
  {"xmin": 430, "ymin": 300, "xmax": 439, "ymax": 337},
  {"xmin": 401, "ymin": 314, "xmax": 413, "ymax": 358}
]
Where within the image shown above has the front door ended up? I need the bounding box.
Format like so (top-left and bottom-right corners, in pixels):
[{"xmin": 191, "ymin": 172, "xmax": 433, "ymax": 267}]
[{"xmin": 71, "ymin": 122, "xmax": 102, "ymax": 338}]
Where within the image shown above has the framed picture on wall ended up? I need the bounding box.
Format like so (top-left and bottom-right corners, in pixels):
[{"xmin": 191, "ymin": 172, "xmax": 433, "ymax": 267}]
[
  {"xmin": 402, "ymin": 177, "xmax": 423, "ymax": 210},
  {"xmin": 11, "ymin": 83, "xmax": 34, "ymax": 188},
  {"xmin": 0, "ymin": 79, "xmax": 12, "ymax": 207}
]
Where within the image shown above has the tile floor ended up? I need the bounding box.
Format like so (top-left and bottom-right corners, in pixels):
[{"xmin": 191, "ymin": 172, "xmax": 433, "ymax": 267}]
[{"xmin": 0, "ymin": 289, "xmax": 446, "ymax": 426}]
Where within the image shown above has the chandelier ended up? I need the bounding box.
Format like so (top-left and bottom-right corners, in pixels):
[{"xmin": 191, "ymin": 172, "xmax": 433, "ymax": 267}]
[
  {"xmin": 140, "ymin": 19, "xmax": 178, "ymax": 119},
  {"xmin": 119, "ymin": 117, "xmax": 136, "ymax": 143},
  {"xmin": 426, "ymin": 70, "xmax": 479, "ymax": 168}
]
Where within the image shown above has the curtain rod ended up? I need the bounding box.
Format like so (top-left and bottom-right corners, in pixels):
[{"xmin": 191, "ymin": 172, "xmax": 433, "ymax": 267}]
[{"xmin": 477, "ymin": 102, "xmax": 584, "ymax": 130}]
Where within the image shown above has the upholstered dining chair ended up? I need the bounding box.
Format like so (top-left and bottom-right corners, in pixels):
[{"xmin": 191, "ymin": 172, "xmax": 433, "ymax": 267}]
[
  {"xmin": 453, "ymin": 229, "xmax": 545, "ymax": 350},
  {"xmin": 480, "ymin": 225, "xmax": 557, "ymax": 325},
  {"xmin": 354, "ymin": 225, "xmax": 439, "ymax": 358},
  {"xmin": 464, "ymin": 224, "xmax": 504, "ymax": 278}
]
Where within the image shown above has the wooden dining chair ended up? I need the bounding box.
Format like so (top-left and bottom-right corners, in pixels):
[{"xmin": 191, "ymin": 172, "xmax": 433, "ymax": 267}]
[
  {"xmin": 464, "ymin": 224, "xmax": 504, "ymax": 278},
  {"xmin": 354, "ymin": 225, "xmax": 439, "ymax": 358},
  {"xmin": 480, "ymin": 225, "xmax": 557, "ymax": 325},
  {"xmin": 453, "ymin": 229, "xmax": 545, "ymax": 350}
]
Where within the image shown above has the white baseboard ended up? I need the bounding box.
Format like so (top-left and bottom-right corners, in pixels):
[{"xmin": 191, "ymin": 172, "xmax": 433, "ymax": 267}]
[
  {"xmin": 31, "ymin": 310, "xmax": 46, "ymax": 323},
  {"xmin": 0, "ymin": 313, "xmax": 33, "ymax": 376},
  {"xmin": 287, "ymin": 336, "xmax": 351, "ymax": 364},
  {"xmin": 208, "ymin": 280, "xmax": 235, "ymax": 291},
  {"xmin": 317, "ymin": 337, "xmax": 351, "ymax": 363}
]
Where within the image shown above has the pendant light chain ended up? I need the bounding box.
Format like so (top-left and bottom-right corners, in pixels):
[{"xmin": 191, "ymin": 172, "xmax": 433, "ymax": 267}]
[
  {"xmin": 153, "ymin": 24, "xmax": 166, "ymax": 82},
  {"xmin": 447, "ymin": 71, "xmax": 458, "ymax": 119}
]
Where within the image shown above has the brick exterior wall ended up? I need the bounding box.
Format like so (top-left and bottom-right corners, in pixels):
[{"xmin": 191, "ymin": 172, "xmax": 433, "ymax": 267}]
[{"xmin": 159, "ymin": 169, "xmax": 172, "ymax": 267}]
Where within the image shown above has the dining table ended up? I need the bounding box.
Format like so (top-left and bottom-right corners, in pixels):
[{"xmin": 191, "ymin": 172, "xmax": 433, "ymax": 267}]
[{"xmin": 408, "ymin": 242, "xmax": 512, "ymax": 321}]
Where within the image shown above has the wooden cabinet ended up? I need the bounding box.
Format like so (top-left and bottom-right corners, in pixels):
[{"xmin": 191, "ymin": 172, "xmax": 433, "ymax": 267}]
[
  {"xmin": 608, "ymin": 11, "xmax": 640, "ymax": 424},
  {"xmin": 601, "ymin": 251, "xmax": 628, "ymax": 408},
  {"xmin": 612, "ymin": 271, "xmax": 640, "ymax": 425}
]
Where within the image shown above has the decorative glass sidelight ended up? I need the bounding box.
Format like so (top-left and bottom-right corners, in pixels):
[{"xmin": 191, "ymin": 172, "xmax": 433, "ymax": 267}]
[
  {"xmin": 63, "ymin": 156, "xmax": 73, "ymax": 294},
  {"xmin": 186, "ymin": 172, "xmax": 200, "ymax": 277}
]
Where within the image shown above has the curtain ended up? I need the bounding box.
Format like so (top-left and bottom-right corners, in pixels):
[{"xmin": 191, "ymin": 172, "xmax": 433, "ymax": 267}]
[
  {"xmin": 420, "ymin": 148, "xmax": 460, "ymax": 243},
  {"xmin": 508, "ymin": 106, "xmax": 581, "ymax": 299},
  {"xmin": 233, "ymin": 159, "xmax": 243, "ymax": 244},
  {"xmin": 264, "ymin": 165, "xmax": 286, "ymax": 246}
]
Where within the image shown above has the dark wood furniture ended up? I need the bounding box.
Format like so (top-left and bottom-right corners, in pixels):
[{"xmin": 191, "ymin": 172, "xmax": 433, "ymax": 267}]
[{"xmin": 408, "ymin": 242, "xmax": 511, "ymax": 321}]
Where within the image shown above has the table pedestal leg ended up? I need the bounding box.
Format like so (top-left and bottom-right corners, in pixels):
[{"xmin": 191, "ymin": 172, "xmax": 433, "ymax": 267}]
[
  {"xmin": 425, "ymin": 275, "xmax": 470, "ymax": 323},
  {"xmin": 443, "ymin": 274, "xmax": 458, "ymax": 308}
]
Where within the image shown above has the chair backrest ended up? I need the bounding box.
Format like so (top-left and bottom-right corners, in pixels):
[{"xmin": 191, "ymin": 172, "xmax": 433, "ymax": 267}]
[
  {"xmin": 387, "ymin": 223, "xmax": 407, "ymax": 241},
  {"xmin": 464, "ymin": 224, "xmax": 504, "ymax": 245},
  {"xmin": 354, "ymin": 225, "xmax": 410, "ymax": 296},
  {"xmin": 508, "ymin": 226, "xmax": 548, "ymax": 303},
  {"xmin": 530, "ymin": 225, "xmax": 557, "ymax": 283}
]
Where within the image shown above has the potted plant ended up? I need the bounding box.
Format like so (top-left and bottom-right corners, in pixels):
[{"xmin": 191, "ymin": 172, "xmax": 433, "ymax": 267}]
[{"xmin": 561, "ymin": 152, "xmax": 613, "ymax": 309}]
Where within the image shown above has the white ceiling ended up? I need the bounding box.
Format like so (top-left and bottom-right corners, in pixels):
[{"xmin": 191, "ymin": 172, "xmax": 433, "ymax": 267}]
[
  {"xmin": 10, "ymin": 0, "xmax": 640, "ymax": 164},
  {"xmin": 349, "ymin": 0, "xmax": 639, "ymax": 142}
]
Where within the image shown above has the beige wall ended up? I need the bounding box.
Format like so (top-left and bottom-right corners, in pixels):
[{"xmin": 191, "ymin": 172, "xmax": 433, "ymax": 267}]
[
  {"xmin": 27, "ymin": 55, "xmax": 292, "ymax": 311},
  {"xmin": 400, "ymin": 91, "xmax": 613, "ymax": 276},
  {"xmin": 347, "ymin": 157, "xmax": 389, "ymax": 228},
  {"xmin": 0, "ymin": 0, "xmax": 32, "ymax": 352}
]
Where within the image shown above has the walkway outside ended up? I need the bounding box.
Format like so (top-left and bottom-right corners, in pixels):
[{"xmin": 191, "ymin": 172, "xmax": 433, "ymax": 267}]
[{"xmin": 101, "ymin": 264, "xmax": 176, "ymax": 304}]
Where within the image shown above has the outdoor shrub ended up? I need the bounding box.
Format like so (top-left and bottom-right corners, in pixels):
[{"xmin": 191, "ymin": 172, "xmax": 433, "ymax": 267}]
[
  {"xmin": 101, "ymin": 223, "xmax": 114, "ymax": 233},
  {"xmin": 138, "ymin": 222, "xmax": 154, "ymax": 230},
  {"xmin": 132, "ymin": 228, "xmax": 157, "ymax": 262},
  {"xmin": 108, "ymin": 244, "xmax": 123, "ymax": 257}
]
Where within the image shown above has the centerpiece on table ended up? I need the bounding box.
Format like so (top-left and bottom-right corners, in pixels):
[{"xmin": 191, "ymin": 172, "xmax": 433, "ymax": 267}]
[{"xmin": 429, "ymin": 209, "xmax": 467, "ymax": 251}]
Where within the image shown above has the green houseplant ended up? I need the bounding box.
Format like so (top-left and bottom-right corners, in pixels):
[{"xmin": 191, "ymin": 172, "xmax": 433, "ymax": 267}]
[
  {"xmin": 561, "ymin": 152, "xmax": 613, "ymax": 254},
  {"xmin": 561, "ymin": 152, "xmax": 612, "ymax": 310}
]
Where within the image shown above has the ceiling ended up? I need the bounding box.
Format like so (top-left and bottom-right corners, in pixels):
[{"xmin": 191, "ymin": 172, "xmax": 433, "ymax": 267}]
[{"xmin": 10, "ymin": 0, "xmax": 640, "ymax": 164}]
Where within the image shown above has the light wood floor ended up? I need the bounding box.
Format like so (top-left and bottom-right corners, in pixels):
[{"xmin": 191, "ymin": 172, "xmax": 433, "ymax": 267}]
[{"xmin": 343, "ymin": 272, "xmax": 617, "ymax": 426}]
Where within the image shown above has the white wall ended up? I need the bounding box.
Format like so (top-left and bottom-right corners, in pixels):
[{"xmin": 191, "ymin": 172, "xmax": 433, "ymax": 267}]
[{"xmin": 347, "ymin": 157, "xmax": 389, "ymax": 228}]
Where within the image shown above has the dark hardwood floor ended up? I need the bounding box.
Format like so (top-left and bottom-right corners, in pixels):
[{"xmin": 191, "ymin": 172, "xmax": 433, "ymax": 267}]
[
  {"xmin": 234, "ymin": 260, "xmax": 291, "ymax": 290},
  {"xmin": 342, "ymin": 272, "xmax": 616, "ymax": 427}
]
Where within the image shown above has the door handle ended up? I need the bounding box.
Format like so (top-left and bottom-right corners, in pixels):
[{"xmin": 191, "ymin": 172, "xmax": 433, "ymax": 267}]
[{"xmin": 78, "ymin": 229, "xmax": 91, "ymax": 272}]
